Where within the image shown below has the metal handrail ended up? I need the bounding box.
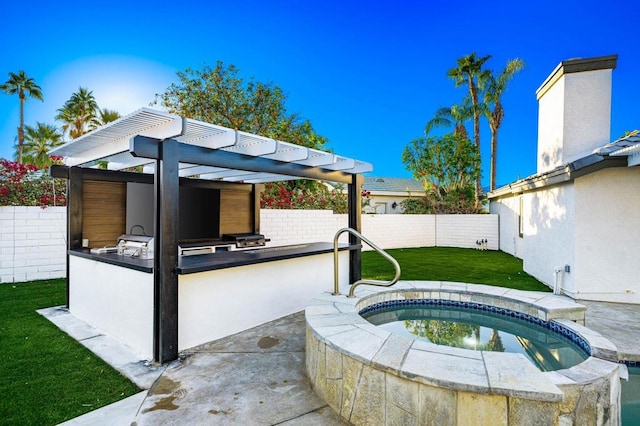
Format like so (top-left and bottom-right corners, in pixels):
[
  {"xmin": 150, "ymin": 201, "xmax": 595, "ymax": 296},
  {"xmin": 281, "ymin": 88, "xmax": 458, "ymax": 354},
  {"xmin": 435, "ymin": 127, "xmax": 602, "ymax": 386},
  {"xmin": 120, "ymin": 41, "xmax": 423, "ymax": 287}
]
[{"xmin": 333, "ymin": 227, "xmax": 401, "ymax": 298}]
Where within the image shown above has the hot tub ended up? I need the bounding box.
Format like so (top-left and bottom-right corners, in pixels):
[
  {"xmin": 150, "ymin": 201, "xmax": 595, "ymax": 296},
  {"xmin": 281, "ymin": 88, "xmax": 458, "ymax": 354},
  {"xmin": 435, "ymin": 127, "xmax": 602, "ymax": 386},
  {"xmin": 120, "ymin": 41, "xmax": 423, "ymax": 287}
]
[{"xmin": 305, "ymin": 281, "xmax": 622, "ymax": 425}]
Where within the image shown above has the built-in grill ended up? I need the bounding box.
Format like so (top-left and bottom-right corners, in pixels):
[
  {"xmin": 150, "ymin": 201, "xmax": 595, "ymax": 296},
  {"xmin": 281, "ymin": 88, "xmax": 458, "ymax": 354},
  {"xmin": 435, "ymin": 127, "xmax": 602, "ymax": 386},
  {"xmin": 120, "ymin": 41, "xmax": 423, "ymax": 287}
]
[
  {"xmin": 116, "ymin": 234, "xmax": 154, "ymax": 259},
  {"xmin": 223, "ymin": 233, "xmax": 268, "ymax": 248}
]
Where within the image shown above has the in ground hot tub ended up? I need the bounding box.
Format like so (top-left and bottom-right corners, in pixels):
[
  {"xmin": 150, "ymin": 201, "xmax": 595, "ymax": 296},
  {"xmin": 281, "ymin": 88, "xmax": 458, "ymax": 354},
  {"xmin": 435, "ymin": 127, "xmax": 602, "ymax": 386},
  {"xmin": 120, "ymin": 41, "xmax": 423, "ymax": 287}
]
[{"xmin": 305, "ymin": 281, "xmax": 622, "ymax": 425}]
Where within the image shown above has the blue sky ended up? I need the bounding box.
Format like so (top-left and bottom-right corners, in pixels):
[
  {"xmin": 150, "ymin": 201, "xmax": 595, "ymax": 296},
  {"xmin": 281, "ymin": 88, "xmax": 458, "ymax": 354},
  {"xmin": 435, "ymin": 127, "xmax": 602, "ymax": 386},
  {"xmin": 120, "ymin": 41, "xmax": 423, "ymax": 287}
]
[{"xmin": 1, "ymin": 0, "xmax": 638, "ymax": 187}]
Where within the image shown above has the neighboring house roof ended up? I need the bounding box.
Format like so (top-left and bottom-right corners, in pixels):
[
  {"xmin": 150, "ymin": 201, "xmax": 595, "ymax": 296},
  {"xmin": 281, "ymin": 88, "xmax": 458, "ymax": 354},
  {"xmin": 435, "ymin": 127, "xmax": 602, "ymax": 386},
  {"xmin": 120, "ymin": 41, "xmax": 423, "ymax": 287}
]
[
  {"xmin": 488, "ymin": 130, "xmax": 640, "ymax": 199},
  {"xmin": 363, "ymin": 176, "xmax": 424, "ymax": 195}
]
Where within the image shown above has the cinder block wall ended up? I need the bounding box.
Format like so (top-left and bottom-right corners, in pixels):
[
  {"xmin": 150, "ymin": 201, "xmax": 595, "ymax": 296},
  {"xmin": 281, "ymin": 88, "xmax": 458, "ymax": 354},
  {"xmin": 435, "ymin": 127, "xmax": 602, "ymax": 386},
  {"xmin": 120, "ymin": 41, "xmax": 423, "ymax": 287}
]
[
  {"xmin": 435, "ymin": 215, "xmax": 499, "ymax": 249},
  {"xmin": 259, "ymin": 210, "xmax": 347, "ymax": 246},
  {"xmin": 260, "ymin": 210, "xmax": 498, "ymax": 251},
  {"xmin": 0, "ymin": 207, "xmax": 498, "ymax": 283},
  {"xmin": 0, "ymin": 206, "xmax": 67, "ymax": 283},
  {"xmin": 362, "ymin": 214, "xmax": 436, "ymax": 249}
]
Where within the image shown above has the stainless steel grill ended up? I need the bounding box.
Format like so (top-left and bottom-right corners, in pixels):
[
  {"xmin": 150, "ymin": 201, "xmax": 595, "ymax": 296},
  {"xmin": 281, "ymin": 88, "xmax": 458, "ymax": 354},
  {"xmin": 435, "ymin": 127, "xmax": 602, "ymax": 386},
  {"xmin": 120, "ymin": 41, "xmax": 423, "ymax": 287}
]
[
  {"xmin": 116, "ymin": 234, "xmax": 154, "ymax": 258},
  {"xmin": 223, "ymin": 233, "xmax": 268, "ymax": 248}
]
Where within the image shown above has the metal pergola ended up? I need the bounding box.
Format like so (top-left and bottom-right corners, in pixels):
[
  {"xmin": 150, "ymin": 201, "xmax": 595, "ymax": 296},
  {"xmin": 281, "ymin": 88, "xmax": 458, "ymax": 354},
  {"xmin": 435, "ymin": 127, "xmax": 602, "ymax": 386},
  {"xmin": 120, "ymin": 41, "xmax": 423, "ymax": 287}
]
[{"xmin": 50, "ymin": 107, "xmax": 372, "ymax": 362}]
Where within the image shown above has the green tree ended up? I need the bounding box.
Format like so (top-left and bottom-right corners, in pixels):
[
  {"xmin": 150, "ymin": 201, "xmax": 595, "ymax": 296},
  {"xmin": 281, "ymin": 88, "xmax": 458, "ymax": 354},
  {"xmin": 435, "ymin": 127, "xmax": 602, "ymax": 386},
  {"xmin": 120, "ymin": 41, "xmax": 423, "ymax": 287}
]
[
  {"xmin": 406, "ymin": 319, "xmax": 478, "ymax": 348},
  {"xmin": 56, "ymin": 87, "xmax": 99, "ymax": 139},
  {"xmin": 90, "ymin": 108, "xmax": 121, "ymax": 130},
  {"xmin": 486, "ymin": 329, "xmax": 505, "ymax": 352},
  {"xmin": 157, "ymin": 61, "xmax": 333, "ymax": 204},
  {"xmin": 481, "ymin": 58, "xmax": 525, "ymax": 191},
  {"xmin": 155, "ymin": 61, "xmax": 328, "ymax": 150},
  {"xmin": 447, "ymin": 53, "xmax": 491, "ymax": 204},
  {"xmin": 402, "ymin": 133, "xmax": 480, "ymax": 211},
  {"xmin": 0, "ymin": 71, "xmax": 44, "ymax": 164},
  {"xmin": 425, "ymin": 103, "xmax": 473, "ymax": 140},
  {"xmin": 23, "ymin": 123, "xmax": 64, "ymax": 168}
]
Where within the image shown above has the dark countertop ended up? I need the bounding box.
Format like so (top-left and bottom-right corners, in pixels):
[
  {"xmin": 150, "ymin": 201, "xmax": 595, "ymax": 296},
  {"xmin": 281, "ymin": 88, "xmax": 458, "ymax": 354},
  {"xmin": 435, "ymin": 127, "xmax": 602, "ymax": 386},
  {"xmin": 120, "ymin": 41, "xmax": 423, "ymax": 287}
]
[
  {"xmin": 69, "ymin": 242, "xmax": 358, "ymax": 275},
  {"xmin": 177, "ymin": 242, "xmax": 356, "ymax": 274},
  {"xmin": 69, "ymin": 249, "xmax": 154, "ymax": 273}
]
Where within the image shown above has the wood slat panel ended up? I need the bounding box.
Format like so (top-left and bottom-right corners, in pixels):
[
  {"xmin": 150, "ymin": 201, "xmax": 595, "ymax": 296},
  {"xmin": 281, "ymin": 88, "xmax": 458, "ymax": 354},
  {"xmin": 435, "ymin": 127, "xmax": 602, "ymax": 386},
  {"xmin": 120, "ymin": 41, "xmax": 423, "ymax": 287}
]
[
  {"xmin": 219, "ymin": 190, "xmax": 252, "ymax": 234},
  {"xmin": 82, "ymin": 180, "xmax": 126, "ymax": 248}
]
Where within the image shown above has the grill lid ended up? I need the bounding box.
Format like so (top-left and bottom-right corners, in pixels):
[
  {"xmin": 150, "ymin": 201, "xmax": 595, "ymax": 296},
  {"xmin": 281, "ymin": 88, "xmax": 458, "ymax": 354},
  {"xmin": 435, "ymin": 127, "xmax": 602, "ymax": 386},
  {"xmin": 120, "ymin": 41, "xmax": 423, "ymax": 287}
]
[
  {"xmin": 117, "ymin": 234, "xmax": 154, "ymax": 244},
  {"xmin": 223, "ymin": 233, "xmax": 267, "ymax": 248}
]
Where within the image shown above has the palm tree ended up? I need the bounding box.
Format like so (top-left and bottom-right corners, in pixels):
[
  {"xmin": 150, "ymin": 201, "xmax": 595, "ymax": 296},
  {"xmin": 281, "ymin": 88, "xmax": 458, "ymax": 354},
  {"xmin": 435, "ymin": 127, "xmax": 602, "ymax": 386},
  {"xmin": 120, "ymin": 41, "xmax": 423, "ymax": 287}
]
[
  {"xmin": 425, "ymin": 103, "xmax": 473, "ymax": 140},
  {"xmin": 90, "ymin": 108, "xmax": 121, "ymax": 130},
  {"xmin": 56, "ymin": 87, "xmax": 99, "ymax": 139},
  {"xmin": 482, "ymin": 58, "xmax": 525, "ymax": 191},
  {"xmin": 447, "ymin": 53, "xmax": 491, "ymax": 204},
  {"xmin": 23, "ymin": 122, "xmax": 64, "ymax": 168},
  {"xmin": 0, "ymin": 71, "xmax": 44, "ymax": 164}
]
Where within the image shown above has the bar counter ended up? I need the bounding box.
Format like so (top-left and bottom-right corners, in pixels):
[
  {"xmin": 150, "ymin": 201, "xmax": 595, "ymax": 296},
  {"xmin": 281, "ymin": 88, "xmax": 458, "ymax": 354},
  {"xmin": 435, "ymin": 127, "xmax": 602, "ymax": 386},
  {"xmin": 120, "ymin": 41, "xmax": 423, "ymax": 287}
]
[{"xmin": 69, "ymin": 242, "xmax": 357, "ymax": 275}]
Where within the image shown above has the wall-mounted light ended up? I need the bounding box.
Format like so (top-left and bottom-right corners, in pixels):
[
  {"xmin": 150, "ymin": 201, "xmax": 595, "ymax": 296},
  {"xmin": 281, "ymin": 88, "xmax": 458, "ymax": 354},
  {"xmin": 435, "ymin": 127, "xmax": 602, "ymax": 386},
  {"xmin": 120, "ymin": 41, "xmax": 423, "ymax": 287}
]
[{"xmin": 392, "ymin": 202, "xmax": 397, "ymax": 209}]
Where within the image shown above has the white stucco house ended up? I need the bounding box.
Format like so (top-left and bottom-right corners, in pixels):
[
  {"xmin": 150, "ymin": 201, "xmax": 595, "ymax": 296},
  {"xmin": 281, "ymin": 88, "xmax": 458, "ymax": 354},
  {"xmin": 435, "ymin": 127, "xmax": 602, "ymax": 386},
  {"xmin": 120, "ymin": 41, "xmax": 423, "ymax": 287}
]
[
  {"xmin": 488, "ymin": 55, "xmax": 640, "ymax": 304},
  {"xmin": 361, "ymin": 176, "xmax": 424, "ymax": 214}
]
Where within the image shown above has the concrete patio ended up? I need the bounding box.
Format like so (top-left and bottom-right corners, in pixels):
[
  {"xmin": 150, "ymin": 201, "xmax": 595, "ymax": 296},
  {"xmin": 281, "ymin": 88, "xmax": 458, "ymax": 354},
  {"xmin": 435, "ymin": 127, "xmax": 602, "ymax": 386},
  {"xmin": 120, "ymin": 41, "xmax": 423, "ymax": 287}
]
[
  {"xmin": 43, "ymin": 308, "xmax": 347, "ymax": 425},
  {"xmin": 40, "ymin": 292, "xmax": 640, "ymax": 425}
]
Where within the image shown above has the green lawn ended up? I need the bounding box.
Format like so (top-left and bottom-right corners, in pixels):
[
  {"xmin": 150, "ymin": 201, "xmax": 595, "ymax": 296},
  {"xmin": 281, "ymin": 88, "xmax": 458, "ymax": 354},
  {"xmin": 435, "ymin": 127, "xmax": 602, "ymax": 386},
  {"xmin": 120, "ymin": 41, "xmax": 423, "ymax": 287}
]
[
  {"xmin": 0, "ymin": 279, "xmax": 139, "ymax": 426},
  {"xmin": 362, "ymin": 247, "xmax": 549, "ymax": 292}
]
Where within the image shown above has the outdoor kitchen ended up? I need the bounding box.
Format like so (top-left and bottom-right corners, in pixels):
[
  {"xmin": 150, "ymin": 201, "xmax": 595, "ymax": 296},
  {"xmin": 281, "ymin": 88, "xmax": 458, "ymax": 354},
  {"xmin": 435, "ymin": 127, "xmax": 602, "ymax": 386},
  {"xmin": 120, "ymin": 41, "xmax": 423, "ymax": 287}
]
[{"xmin": 49, "ymin": 108, "xmax": 370, "ymax": 363}]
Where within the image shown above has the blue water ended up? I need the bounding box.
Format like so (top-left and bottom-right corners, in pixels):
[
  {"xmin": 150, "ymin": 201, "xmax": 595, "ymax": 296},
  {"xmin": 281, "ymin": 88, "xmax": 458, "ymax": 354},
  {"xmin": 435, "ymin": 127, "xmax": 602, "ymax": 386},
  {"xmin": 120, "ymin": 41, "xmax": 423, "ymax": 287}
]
[
  {"xmin": 622, "ymin": 366, "xmax": 640, "ymax": 425},
  {"xmin": 362, "ymin": 304, "xmax": 588, "ymax": 372}
]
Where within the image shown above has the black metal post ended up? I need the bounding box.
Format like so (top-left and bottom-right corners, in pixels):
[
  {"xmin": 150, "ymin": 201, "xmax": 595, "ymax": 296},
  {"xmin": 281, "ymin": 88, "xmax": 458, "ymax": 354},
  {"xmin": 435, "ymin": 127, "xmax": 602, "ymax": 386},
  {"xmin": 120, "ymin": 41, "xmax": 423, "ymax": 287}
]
[
  {"xmin": 66, "ymin": 167, "xmax": 84, "ymax": 308},
  {"xmin": 153, "ymin": 139, "xmax": 180, "ymax": 363},
  {"xmin": 348, "ymin": 174, "xmax": 363, "ymax": 283}
]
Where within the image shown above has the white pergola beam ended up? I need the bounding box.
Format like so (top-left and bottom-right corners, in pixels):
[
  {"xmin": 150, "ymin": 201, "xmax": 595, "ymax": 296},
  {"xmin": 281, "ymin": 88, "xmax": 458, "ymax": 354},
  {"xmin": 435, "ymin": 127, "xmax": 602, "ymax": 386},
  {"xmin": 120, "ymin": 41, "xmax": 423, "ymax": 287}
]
[
  {"xmin": 262, "ymin": 141, "xmax": 309, "ymax": 162},
  {"xmin": 221, "ymin": 131, "xmax": 277, "ymax": 156},
  {"xmin": 297, "ymin": 149, "xmax": 336, "ymax": 167},
  {"xmin": 177, "ymin": 120, "xmax": 236, "ymax": 149},
  {"xmin": 49, "ymin": 108, "xmax": 373, "ymax": 183}
]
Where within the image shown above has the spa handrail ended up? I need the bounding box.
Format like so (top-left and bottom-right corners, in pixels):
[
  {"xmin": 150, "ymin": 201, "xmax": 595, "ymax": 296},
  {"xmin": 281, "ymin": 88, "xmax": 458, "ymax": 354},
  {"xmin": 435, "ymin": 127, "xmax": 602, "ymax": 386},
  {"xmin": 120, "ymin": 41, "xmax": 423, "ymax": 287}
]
[{"xmin": 333, "ymin": 227, "xmax": 401, "ymax": 297}]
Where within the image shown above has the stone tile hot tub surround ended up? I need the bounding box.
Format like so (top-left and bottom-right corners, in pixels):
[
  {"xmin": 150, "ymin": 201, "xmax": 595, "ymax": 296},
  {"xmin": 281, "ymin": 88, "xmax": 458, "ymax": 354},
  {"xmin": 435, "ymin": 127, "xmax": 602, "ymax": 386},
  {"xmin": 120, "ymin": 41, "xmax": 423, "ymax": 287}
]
[{"xmin": 305, "ymin": 281, "xmax": 622, "ymax": 425}]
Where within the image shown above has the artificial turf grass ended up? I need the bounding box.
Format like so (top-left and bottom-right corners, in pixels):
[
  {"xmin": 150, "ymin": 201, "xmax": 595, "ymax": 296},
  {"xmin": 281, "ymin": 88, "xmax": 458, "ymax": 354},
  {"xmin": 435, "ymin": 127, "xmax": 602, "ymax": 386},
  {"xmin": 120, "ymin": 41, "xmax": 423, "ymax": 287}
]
[
  {"xmin": 362, "ymin": 247, "xmax": 550, "ymax": 292},
  {"xmin": 0, "ymin": 279, "xmax": 140, "ymax": 426}
]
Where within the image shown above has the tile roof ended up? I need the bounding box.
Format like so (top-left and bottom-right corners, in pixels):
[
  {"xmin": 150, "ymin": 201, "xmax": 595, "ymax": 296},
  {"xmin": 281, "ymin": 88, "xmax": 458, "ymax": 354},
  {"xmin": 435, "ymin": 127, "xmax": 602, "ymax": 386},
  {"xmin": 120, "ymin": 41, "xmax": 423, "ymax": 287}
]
[
  {"xmin": 593, "ymin": 130, "xmax": 640, "ymax": 156},
  {"xmin": 363, "ymin": 176, "xmax": 424, "ymax": 194},
  {"xmin": 488, "ymin": 129, "xmax": 640, "ymax": 198}
]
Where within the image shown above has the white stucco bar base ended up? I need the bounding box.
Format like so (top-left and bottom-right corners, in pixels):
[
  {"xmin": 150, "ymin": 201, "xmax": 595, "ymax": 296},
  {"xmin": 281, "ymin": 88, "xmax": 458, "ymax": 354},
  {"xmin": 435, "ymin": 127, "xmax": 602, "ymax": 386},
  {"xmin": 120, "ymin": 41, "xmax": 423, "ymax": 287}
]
[
  {"xmin": 178, "ymin": 250, "xmax": 350, "ymax": 351},
  {"xmin": 69, "ymin": 256, "xmax": 154, "ymax": 359},
  {"xmin": 68, "ymin": 249, "xmax": 350, "ymax": 359}
]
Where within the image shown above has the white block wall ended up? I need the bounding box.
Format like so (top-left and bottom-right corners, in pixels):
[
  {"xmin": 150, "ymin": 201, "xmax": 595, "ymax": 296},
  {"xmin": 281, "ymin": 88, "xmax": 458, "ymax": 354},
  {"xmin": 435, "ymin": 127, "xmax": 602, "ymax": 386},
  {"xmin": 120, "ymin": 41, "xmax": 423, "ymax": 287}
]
[
  {"xmin": 361, "ymin": 214, "xmax": 436, "ymax": 249},
  {"xmin": 0, "ymin": 207, "xmax": 499, "ymax": 283},
  {"xmin": 260, "ymin": 210, "xmax": 348, "ymax": 246},
  {"xmin": 0, "ymin": 206, "xmax": 67, "ymax": 283},
  {"xmin": 435, "ymin": 215, "xmax": 499, "ymax": 250},
  {"xmin": 260, "ymin": 210, "xmax": 498, "ymax": 251}
]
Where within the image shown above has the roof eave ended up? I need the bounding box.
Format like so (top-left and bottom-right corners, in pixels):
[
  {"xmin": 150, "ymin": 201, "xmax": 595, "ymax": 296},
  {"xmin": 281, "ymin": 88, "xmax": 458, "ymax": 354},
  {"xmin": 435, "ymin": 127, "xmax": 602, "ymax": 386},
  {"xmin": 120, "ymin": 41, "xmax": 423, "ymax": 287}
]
[{"xmin": 487, "ymin": 154, "xmax": 628, "ymax": 199}]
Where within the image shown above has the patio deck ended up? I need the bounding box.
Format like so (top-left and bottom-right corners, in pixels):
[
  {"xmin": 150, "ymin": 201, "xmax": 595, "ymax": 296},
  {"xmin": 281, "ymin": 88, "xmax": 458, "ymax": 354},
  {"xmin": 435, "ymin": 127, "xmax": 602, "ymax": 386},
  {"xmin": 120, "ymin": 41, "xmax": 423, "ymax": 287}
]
[
  {"xmin": 41, "ymin": 293, "xmax": 640, "ymax": 425},
  {"xmin": 579, "ymin": 300, "xmax": 640, "ymax": 363}
]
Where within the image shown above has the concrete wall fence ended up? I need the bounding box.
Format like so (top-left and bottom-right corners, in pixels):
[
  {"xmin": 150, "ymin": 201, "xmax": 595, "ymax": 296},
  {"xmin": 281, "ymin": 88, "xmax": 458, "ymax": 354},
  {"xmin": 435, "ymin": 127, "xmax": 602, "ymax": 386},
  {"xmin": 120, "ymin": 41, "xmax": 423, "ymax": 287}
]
[
  {"xmin": 260, "ymin": 210, "xmax": 498, "ymax": 251},
  {"xmin": 0, "ymin": 207, "xmax": 498, "ymax": 283},
  {"xmin": 0, "ymin": 206, "xmax": 67, "ymax": 283}
]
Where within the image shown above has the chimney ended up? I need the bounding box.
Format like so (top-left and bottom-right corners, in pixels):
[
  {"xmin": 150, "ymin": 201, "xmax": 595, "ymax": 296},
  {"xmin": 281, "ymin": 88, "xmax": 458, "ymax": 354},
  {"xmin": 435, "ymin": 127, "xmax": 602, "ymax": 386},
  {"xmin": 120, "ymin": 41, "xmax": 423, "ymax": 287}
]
[{"xmin": 535, "ymin": 55, "xmax": 617, "ymax": 173}]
